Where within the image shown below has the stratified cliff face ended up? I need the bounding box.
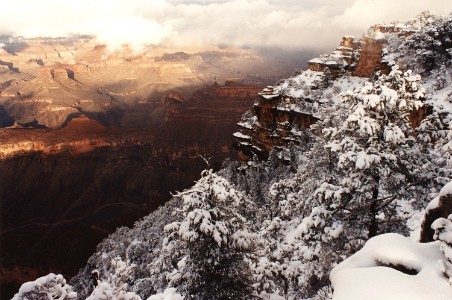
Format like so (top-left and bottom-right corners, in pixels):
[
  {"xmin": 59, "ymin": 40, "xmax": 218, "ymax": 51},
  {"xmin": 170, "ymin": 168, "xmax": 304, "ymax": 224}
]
[
  {"xmin": 305, "ymin": 24, "xmax": 419, "ymax": 78},
  {"xmin": 234, "ymin": 23, "xmax": 428, "ymax": 160},
  {"xmin": 0, "ymin": 82, "xmax": 260, "ymax": 299},
  {"xmin": 0, "ymin": 116, "xmax": 112, "ymax": 158},
  {"xmin": 0, "ymin": 117, "xmax": 155, "ymax": 293},
  {"xmin": 234, "ymin": 84, "xmax": 320, "ymax": 160}
]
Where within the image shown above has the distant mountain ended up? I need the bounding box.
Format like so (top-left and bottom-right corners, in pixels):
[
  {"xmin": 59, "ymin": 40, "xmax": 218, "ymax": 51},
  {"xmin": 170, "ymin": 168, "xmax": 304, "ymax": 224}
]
[{"xmin": 0, "ymin": 36, "xmax": 308, "ymax": 129}]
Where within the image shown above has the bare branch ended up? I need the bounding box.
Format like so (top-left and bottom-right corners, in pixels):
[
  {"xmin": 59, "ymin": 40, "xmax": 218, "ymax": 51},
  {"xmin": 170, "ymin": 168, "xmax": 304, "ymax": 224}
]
[{"xmin": 197, "ymin": 152, "xmax": 212, "ymax": 168}]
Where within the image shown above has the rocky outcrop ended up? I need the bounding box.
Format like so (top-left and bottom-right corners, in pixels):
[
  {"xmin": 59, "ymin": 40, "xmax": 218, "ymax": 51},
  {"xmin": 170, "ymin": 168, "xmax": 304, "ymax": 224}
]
[
  {"xmin": 306, "ymin": 24, "xmax": 419, "ymax": 79},
  {"xmin": 234, "ymin": 22, "xmax": 425, "ymax": 161},
  {"xmin": 0, "ymin": 116, "xmax": 117, "ymax": 159},
  {"xmin": 420, "ymin": 182, "xmax": 452, "ymax": 243},
  {"xmin": 234, "ymin": 85, "xmax": 318, "ymax": 160}
]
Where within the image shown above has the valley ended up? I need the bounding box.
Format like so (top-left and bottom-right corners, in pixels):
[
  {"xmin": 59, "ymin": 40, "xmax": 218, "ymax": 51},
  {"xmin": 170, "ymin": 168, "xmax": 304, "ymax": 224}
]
[{"xmin": 0, "ymin": 35, "xmax": 303, "ymax": 298}]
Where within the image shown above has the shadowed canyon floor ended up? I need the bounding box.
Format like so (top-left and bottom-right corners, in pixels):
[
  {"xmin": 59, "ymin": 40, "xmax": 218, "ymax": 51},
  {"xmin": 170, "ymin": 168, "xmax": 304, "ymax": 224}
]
[{"xmin": 0, "ymin": 82, "xmax": 262, "ymax": 298}]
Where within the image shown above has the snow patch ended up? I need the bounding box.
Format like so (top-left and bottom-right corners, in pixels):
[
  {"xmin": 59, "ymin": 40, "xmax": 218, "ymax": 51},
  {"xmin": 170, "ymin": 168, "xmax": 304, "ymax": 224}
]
[
  {"xmin": 147, "ymin": 288, "xmax": 184, "ymax": 300},
  {"xmin": 331, "ymin": 233, "xmax": 452, "ymax": 300}
]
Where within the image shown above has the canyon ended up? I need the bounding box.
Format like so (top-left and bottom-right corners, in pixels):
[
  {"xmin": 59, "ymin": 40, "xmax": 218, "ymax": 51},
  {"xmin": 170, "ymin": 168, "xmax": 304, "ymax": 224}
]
[
  {"xmin": 0, "ymin": 82, "xmax": 259, "ymax": 298},
  {"xmin": 0, "ymin": 35, "xmax": 302, "ymax": 298},
  {"xmin": 0, "ymin": 35, "xmax": 309, "ymax": 129}
]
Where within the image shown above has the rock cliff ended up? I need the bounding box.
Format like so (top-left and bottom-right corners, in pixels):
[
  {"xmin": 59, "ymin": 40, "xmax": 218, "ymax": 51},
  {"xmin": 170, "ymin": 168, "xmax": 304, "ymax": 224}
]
[{"xmin": 234, "ymin": 22, "xmax": 428, "ymax": 160}]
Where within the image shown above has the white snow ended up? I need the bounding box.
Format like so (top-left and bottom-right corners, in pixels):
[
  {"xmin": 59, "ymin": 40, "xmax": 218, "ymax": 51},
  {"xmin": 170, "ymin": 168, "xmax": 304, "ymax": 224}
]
[
  {"xmin": 384, "ymin": 124, "xmax": 405, "ymax": 143},
  {"xmin": 12, "ymin": 273, "xmax": 77, "ymax": 300},
  {"xmin": 237, "ymin": 121, "xmax": 254, "ymax": 129},
  {"xmin": 439, "ymin": 181, "xmax": 452, "ymax": 198},
  {"xmin": 325, "ymin": 60, "xmax": 338, "ymax": 66},
  {"xmin": 87, "ymin": 281, "xmax": 141, "ymax": 300},
  {"xmin": 233, "ymin": 132, "xmax": 252, "ymax": 140},
  {"xmin": 260, "ymin": 93, "xmax": 279, "ymax": 100},
  {"xmin": 331, "ymin": 233, "xmax": 452, "ymax": 300},
  {"xmin": 374, "ymin": 32, "xmax": 386, "ymax": 41},
  {"xmin": 147, "ymin": 288, "xmax": 184, "ymax": 300},
  {"xmin": 432, "ymin": 215, "xmax": 452, "ymax": 244},
  {"xmin": 424, "ymin": 181, "xmax": 452, "ymax": 213},
  {"xmin": 308, "ymin": 58, "xmax": 323, "ymax": 64}
]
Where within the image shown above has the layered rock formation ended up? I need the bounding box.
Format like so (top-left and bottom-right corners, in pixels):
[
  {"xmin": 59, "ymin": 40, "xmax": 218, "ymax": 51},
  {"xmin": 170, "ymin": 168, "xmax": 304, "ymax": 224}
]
[
  {"xmin": 0, "ymin": 116, "xmax": 113, "ymax": 158},
  {"xmin": 234, "ymin": 85, "xmax": 319, "ymax": 160},
  {"xmin": 234, "ymin": 22, "xmax": 427, "ymax": 160},
  {"xmin": 0, "ymin": 35, "xmax": 301, "ymax": 129},
  {"xmin": 305, "ymin": 24, "xmax": 419, "ymax": 78}
]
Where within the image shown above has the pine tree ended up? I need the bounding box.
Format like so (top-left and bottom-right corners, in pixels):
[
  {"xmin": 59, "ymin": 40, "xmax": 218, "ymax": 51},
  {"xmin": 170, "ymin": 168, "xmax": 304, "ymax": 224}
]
[
  {"xmin": 160, "ymin": 170, "xmax": 255, "ymax": 300},
  {"xmin": 322, "ymin": 66, "xmax": 432, "ymax": 237}
]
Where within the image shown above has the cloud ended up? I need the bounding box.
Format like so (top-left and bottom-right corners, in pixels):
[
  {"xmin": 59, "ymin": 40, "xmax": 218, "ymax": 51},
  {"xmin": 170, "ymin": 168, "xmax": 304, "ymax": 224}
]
[{"xmin": 1, "ymin": 0, "xmax": 452, "ymax": 52}]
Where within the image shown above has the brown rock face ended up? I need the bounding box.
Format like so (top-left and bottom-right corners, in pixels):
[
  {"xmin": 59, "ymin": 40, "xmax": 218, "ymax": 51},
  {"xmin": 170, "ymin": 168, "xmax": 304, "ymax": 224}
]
[
  {"xmin": 234, "ymin": 86, "xmax": 318, "ymax": 160},
  {"xmin": 353, "ymin": 37, "xmax": 386, "ymax": 77},
  {"xmin": 0, "ymin": 116, "xmax": 133, "ymax": 158},
  {"xmin": 420, "ymin": 194, "xmax": 452, "ymax": 243},
  {"xmin": 409, "ymin": 105, "xmax": 431, "ymax": 130}
]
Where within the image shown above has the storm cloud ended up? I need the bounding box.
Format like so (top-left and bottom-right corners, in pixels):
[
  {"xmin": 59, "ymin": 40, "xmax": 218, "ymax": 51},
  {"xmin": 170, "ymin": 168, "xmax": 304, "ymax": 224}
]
[{"xmin": 1, "ymin": 0, "xmax": 451, "ymax": 51}]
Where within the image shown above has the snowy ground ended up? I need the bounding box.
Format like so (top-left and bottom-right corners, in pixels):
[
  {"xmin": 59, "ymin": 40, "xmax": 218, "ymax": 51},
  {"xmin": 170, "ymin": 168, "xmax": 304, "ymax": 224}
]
[{"xmin": 331, "ymin": 233, "xmax": 452, "ymax": 300}]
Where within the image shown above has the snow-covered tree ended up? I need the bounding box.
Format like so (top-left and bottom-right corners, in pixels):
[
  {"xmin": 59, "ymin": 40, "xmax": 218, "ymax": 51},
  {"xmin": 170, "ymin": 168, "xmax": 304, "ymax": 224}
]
[
  {"xmin": 253, "ymin": 66, "xmax": 440, "ymax": 298},
  {"xmin": 71, "ymin": 198, "xmax": 183, "ymax": 299},
  {"xmin": 86, "ymin": 257, "xmax": 141, "ymax": 300},
  {"xmin": 387, "ymin": 12, "xmax": 452, "ymax": 74},
  {"xmin": 323, "ymin": 66, "xmax": 432, "ymax": 236},
  {"xmin": 159, "ymin": 170, "xmax": 255, "ymax": 300},
  {"xmin": 432, "ymin": 213, "xmax": 452, "ymax": 282},
  {"xmin": 12, "ymin": 273, "xmax": 76, "ymax": 300}
]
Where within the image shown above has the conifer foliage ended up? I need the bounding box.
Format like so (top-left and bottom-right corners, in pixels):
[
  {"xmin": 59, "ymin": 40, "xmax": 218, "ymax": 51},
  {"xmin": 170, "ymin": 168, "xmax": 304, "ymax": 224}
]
[
  {"xmin": 12, "ymin": 274, "xmax": 76, "ymax": 300},
  {"xmin": 432, "ymin": 214, "xmax": 452, "ymax": 282},
  {"xmin": 160, "ymin": 170, "xmax": 254, "ymax": 300},
  {"xmin": 324, "ymin": 66, "xmax": 430, "ymax": 237}
]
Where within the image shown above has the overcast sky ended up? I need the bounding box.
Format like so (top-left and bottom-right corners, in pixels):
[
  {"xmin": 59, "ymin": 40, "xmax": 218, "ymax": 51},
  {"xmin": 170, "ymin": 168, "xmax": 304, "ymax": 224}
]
[{"xmin": 1, "ymin": 0, "xmax": 452, "ymax": 51}]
